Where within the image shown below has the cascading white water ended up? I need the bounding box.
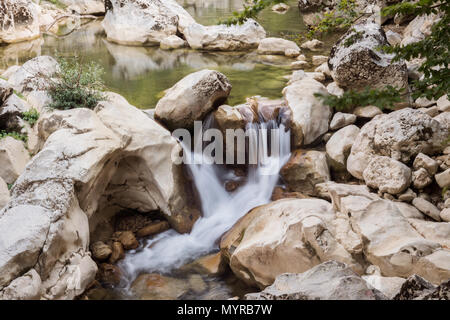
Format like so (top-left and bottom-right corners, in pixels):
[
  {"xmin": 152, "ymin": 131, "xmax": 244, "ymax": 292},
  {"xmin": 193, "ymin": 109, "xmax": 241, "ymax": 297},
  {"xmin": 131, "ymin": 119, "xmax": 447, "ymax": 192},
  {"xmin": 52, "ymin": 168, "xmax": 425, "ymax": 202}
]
[{"xmin": 119, "ymin": 116, "xmax": 291, "ymax": 284}]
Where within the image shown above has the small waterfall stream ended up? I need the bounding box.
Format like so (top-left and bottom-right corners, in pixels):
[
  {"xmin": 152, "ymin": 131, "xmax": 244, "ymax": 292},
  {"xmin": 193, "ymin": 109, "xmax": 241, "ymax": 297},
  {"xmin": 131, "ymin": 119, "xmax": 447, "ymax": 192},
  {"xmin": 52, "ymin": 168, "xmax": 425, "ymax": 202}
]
[{"xmin": 118, "ymin": 115, "xmax": 291, "ymax": 296}]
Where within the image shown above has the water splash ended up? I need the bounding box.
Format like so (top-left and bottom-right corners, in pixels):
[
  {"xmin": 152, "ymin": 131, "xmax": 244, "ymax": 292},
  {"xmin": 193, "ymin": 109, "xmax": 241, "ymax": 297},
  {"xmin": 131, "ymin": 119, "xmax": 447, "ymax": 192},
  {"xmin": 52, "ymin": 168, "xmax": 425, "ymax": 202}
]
[{"xmin": 119, "ymin": 117, "xmax": 291, "ymax": 283}]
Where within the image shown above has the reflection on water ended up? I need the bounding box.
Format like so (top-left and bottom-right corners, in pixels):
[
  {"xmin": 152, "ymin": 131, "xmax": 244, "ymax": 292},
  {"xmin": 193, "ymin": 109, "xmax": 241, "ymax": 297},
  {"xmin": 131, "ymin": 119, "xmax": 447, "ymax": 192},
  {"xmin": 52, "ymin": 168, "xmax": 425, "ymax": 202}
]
[{"xmin": 0, "ymin": 0, "xmax": 331, "ymax": 109}]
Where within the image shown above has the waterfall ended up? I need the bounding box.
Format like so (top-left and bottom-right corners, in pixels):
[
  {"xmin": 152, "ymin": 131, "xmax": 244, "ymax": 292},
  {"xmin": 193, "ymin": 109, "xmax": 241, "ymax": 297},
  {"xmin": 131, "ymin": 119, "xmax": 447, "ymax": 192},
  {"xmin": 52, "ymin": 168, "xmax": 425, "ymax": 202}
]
[{"xmin": 119, "ymin": 114, "xmax": 291, "ymax": 283}]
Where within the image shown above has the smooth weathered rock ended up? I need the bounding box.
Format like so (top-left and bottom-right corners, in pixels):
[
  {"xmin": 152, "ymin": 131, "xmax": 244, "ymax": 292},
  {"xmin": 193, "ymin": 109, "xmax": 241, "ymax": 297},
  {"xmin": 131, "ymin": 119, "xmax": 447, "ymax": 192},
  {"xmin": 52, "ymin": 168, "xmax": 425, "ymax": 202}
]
[
  {"xmin": 0, "ymin": 177, "xmax": 9, "ymax": 208},
  {"xmin": 131, "ymin": 273, "xmax": 189, "ymax": 300},
  {"xmin": 91, "ymin": 241, "xmax": 112, "ymax": 261},
  {"xmin": 0, "ymin": 137, "xmax": 30, "ymax": 184},
  {"xmin": 353, "ymin": 105, "xmax": 382, "ymax": 119},
  {"xmin": 398, "ymin": 188, "xmax": 417, "ymax": 203},
  {"xmin": 246, "ymin": 261, "xmax": 386, "ymax": 300},
  {"xmin": 412, "ymin": 198, "xmax": 441, "ymax": 221},
  {"xmin": 8, "ymin": 56, "xmax": 58, "ymax": 95},
  {"xmin": 98, "ymin": 263, "xmax": 121, "ymax": 286},
  {"xmin": 314, "ymin": 62, "xmax": 331, "ymax": 78},
  {"xmin": 117, "ymin": 231, "xmax": 139, "ymax": 250},
  {"xmin": 272, "ymin": 3, "xmax": 290, "ymax": 12},
  {"xmin": 185, "ymin": 19, "xmax": 266, "ymax": 51},
  {"xmin": 412, "ymin": 168, "xmax": 432, "ymax": 189},
  {"xmin": 221, "ymin": 199, "xmax": 363, "ymax": 288},
  {"xmin": 407, "ymin": 218, "xmax": 450, "ymax": 248},
  {"xmin": 109, "ymin": 241, "xmax": 125, "ymax": 264},
  {"xmin": 155, "ymin": 69, "xmax": 232, "ymax": 130},
  {"xmin": 214, "ymin": 105, "xmax": 246, "ymax": 134},
  {"xmin": 326, "ymin": 82, "xmax": 344, "ymax": 97},
  {"xmin": 0, "ymin": 93, "xmax": 197, "ymax": 299},
  {"xmin": 312, "ymin": 55, "xmax": 328, "ymax": 66},
  {"xmin": 329, "ymin": 20, "xmax": 408, "ymax": 91},
  {"xmin": 437, "ymin": 95, "xmax": 450, "ymax": 112},
  {"xmin": 0, "ymin": 0, "xmax": 41, "ymax": 44},
  {"xmin": 102, "ymin": 0, "xmax": 195, "ymax": 46},
  {"xmin": 301, "ymin": 39, "xmax": 324, "ymax": 50},
  {"xmin": 160, "ymin": 35, "xmax": 186, "ymax": 50},
  {"xmin": 283, "ymin": 78, "xmax": 331, "ymax": 146},
  {"xmin": 385, "ymin": 30, "xmax": 402, "ymax": 46},
  {"xmin": 136, "ymin": 220, "xmax": 170, "ymax": 238},
  {"xmin": 290, "ymin": 60, "xmax": 308, "ymax": 70},
  {"xmin": 363, "ymin": 156, "xmax": 412, "ymax": 195},
  {"xmin": 441, "ymin": 208, "xmax": 450, "ymax": 222},
  {"xmin": 362, "ymin": 274, "xmax": 406, "ymax": 299},
  {"xmin": 413, "ymin": 153, "xmax": 438, "ymax": 175},
  {"xmin": 281, "ymin": 150, "xmax": 330, "ymax": 195},
  {"xmin": 0, "ymin": 269, "xmax": 41, "ymax": 300},
  {"xmin": 326, "ymin": 125, "xmax": 360, "ymax": 170},
  {"xmin": 257, "ymin": 37, "xmax": 300, "ymax": 57},
  {"xmin": 435, "ymin": 169, "xmax": 450, "ymax": 189},
  {"xmin": 330, "ymin": 112, "xmax": 356, "ymax": 130},
  {"xmin": 401, "ymin": 13, "xmax": 440, "ymax": 46},
  {"xmin": 347, "ymin": 108, "xmax": 447, "ymax": 180}
]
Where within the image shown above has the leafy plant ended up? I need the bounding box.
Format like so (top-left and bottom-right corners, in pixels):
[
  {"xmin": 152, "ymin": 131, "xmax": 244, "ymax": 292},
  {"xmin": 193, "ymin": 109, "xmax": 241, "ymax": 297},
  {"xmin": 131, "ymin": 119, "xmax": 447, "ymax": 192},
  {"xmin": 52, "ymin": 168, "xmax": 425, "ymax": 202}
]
[
  {"xmin": 315, "ymin": 86, "xmax": 405, "ymax": 111},
  {"xmin": 0, "ymin": 130, "xmax": 27, "ymax": 143},
  {"xmin": 35, "ymin": 55, "xmax": 106, "ymax": 110},
  {"xmin": 219, "ymin": 0, "xmax": 287, "ymax": 26},
  {"xmin": 22, "ymin": 108, "xmax": 40, "ymax": 127}
]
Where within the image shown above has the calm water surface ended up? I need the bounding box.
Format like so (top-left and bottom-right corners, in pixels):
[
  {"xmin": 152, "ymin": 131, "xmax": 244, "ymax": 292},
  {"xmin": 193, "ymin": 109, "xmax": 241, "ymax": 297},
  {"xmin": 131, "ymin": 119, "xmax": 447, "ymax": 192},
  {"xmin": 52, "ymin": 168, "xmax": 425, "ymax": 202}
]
[{"xmin": 0, "ymin": 0, "xmax": 338, "ymax": 109}]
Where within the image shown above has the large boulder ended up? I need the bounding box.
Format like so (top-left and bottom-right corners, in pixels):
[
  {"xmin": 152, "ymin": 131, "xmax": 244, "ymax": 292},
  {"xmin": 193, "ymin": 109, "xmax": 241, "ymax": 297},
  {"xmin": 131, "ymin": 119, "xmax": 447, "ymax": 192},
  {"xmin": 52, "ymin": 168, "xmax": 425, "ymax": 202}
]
[
  {"xmin": 8, "ymin": 56, "xmax": 58, "ymax": 95},
  {"xmin": 326, "ymin": 125, "xmax": 360, "ymax": 170},
  {"xmin": 0, "ymin": 0, "xmax": 41, "ymax": 44},
  {"xmin": 184, "ymin": 19, "xmax": 266, "ymax": 51},
  {"xmin": 0, "ymin": 137, "xmax": 30, "ymax": 184},
  {"xmin": 246, "ymin": 261, "xmax": 386, "ymax": 300},
  {"xmin": 347, "ymin": 108, "xmax": 447, "ymax": 180},
  {"xmin": 283, "ymin": 78, "xmax": 331, "ymax": 146},
  {"xmin": 328, "ymin": 19, "xmax": 408, "ymax": 91},
  {"xmin": 0, "ymin": 93, "xmax": 197, "ymax": 299},
  {"xmin": 280, "ymin": 150, "xmax": 330, "ymax": 196},
  {"xmin": 220, "ymin": 198, "xmax": 363, "ymax": 289},
  {"xmin": 102, "ymin": 0, "xmax": 195, "ymax": 46},
  {"xmin": 155, "ymin": 69, "xmax": 232, "ymax": 130}
]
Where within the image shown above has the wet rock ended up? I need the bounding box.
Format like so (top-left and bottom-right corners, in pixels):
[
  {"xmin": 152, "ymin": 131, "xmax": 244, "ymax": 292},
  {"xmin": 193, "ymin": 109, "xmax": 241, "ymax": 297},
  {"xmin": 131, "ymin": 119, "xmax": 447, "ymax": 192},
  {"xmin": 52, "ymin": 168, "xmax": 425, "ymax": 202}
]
[
  {"xmin": 0, "ymin": 0, "xmax": 41, "ymax": 44},
  {"xmin": 102, "ymin": 0, "xmax": 195, "ymax": 46},
  {"xmin": 131, "ymin": 273, "xmax": 189, "ymax": 300},
  {"xmin": 271, "ymin": 186, "xmax": 309, "ymax": 201},
  {"xmin": 117, "ymin": 231, "xmax": 139, "ymax": 250},
  {"xmin": 412, "ymin": 198, "xmax": 441, "ymax": 221},
  {"xmin": 136, "ymin": 221, "xmax": 170, "ymax": 238},
  {"xmin": 435, "ymin": 169, "xmax": 450, "ymax": 189},
  {"xmin": 363, "ymin": 156, "xmax": 412, "ymax": 195},
  {"xmin": 257, "ymin": 37, "xmax": 301, "ymax": 57},
  {"xmin": 98, "ymin": 263, "xmax": 122, "ymax": 286},
  {"xmin": 155, "ymin": 69, "xmax": 232, "ymax": 130},
  {"xmin": 0, "ymin": 137, "xmax": 31, "ymax": 184},
  {"xmin": 90, "ymin": 241, "xmax": 112, "ymax": 261},
  {"xmin": 347, "ymin": 108, "xmax": 447, "ymax": 180},
  {"xmin": 353, "ymin": 105, "xmax": 382, "ymax": 119},
  {"xmin": 214, "ymin": 105, "xmax": 246, "ymax": 133},
  {"xmin": 394, "ymin": 275, "xmax": 436, "ymax": 300},
  {"xmin": 329, "ymin": 19, "xmax": 408, "ymax": 91},
  {"xmin": 109, "ymin": 241, "xmax": 125, "ymax": 264},
  {"xmin": 412, "ymin": 168, "xmax": 432, "ymax": 190},
  {"xmin": 326, "ymin": 125, "xmax": 360, "ymax": 171},
  {"xmin": 281, "ymin": 150, "xmax": 330, "ymax": 196},
  {"xmin": 221, "ymin": 199, "xmax": 362, "ymax": 288},
  {"xmin": 413, "ymin": 153, "xmax": 438, "ymax": 175},
  {"xmin": 160, "ymin": 35, "xmax": 186, "ymax": 50},
  {"xmin": 283, "ymin": 78, "xmax": 331, "ymax": 146},
  {"xmin": 245, "ymin": 261, "xmax": 386, "ymax": 300},
  {"xmin": 183, "ymin": 252, "xmax": 227, "ymax": 276},
  {"xmin": 329, "ymin": 112, "xmax": 356, "ymax": 130},
  {"xmin": 185, "ymin": 19, "xmax": 266, "ymax": 51}
]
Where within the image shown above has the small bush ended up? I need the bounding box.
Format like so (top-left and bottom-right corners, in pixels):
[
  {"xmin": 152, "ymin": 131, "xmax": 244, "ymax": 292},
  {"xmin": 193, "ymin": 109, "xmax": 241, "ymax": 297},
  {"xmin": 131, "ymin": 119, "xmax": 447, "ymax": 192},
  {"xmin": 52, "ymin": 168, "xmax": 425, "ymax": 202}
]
[
  {"xmin": 37, "ymin": 55, "xmax": 106, "ymax": 110},
  {"xmin": 22, "ymin": 108, "xmax": 40, "ymax": 127},
  {"xmin": 0, "ymin": 130, "xmax": 27, "ymax": 143}
]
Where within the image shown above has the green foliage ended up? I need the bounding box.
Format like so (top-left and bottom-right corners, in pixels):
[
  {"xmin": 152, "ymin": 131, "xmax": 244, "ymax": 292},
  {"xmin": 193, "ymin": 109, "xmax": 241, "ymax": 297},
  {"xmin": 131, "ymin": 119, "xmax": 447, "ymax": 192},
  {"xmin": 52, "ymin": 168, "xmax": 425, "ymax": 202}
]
[
  {"xmin": 0, "ymin": 130, "xmax": 27, "ymax": 143},
  {"xmin": 45, "ymin": 0, "xmax": 67, "ymax": 9},
  {"xmin": 38, "ymin": 55, "xmax": 106, "ymax": 110},
  {"xmin": 307, "ymin": 0, "xmax": 359, "ymax": 39},
  {"xmin": 382, "ymin": 0, "xmax": 449, "ymax": 101},
  {"xmin": 343, "ymin": 29, "xmax": 364, "ymax": 47},
  {"xmin": 22, "ymin": 108, "xmax": 40, "ymax": 127},
  {"xmin": 7, "ymin": 183, "xmax": 13, "ymax": 191},
  {"xmin": 315, "ymin": 86, "xmax": 404, "ymax": 111},
  {"xmin": 13, "ymin": 90, "xmax": 25, "ymax": 99},
  {"xmin": 219, "ymin": 0, "xmax": 287, "ymax": 26}
]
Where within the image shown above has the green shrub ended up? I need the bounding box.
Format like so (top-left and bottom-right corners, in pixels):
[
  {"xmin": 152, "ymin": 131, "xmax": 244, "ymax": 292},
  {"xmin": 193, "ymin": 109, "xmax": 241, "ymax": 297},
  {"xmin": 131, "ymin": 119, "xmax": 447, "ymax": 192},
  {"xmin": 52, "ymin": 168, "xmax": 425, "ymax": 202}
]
[
  {"xmin": 37, "ymin": 55, "xmax": 106, "ymax": 110},
  {"xmin": 0, "ymin": 130, "xmax": 27, "ymax": 143},
  {"xmin": 22, "ymin": 108, "xmax": 40, "ymax": 127}
]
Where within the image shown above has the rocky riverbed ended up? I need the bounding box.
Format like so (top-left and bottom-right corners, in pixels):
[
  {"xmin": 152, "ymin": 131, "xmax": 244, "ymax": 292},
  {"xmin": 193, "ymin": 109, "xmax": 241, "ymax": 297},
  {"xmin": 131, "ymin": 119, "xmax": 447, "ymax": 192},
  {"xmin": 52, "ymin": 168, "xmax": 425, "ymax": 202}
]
[{"xmin": 0, "ymin": 0, "xmax": 449, "ymax": 300}]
